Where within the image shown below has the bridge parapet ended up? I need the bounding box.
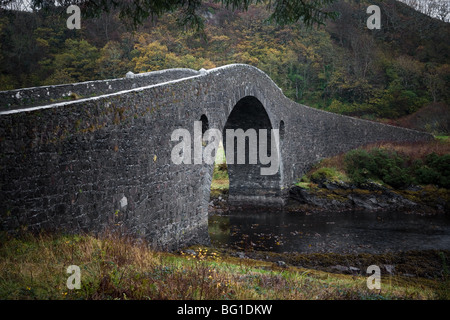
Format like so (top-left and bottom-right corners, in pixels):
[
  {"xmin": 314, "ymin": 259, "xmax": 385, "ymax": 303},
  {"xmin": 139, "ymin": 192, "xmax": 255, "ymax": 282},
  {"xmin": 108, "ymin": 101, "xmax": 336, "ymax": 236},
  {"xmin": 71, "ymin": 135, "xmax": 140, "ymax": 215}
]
[{"xmin": 0, "ymin": 68, "xmax": 200, "ymax": 112}]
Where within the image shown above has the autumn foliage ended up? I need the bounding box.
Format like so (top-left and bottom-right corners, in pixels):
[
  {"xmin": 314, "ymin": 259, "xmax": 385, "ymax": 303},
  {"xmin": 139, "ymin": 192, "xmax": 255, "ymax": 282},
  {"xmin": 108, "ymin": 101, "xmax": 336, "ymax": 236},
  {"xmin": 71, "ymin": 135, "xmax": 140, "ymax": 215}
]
[{"xmin": 0, "ymin": 0, "xmax": 448, "ymax": 134}]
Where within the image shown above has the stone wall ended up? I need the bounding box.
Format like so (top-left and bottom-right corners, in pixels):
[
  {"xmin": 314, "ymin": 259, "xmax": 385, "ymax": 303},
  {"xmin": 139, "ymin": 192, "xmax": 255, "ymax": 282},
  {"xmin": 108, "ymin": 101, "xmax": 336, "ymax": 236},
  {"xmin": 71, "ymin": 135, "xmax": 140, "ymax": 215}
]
[
  {"xmin": 0, "ymin": 64, "xmax": 433, "ymax": 250},
  {"xmin": 0, "ymin": 68, "xmax": 200, "ymax": 111}
]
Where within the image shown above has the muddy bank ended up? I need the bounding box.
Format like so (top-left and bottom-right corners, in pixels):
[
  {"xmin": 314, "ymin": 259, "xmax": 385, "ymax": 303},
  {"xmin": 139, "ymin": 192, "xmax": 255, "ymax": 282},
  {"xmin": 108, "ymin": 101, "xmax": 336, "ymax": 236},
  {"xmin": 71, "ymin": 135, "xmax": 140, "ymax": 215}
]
[
  {"xmin": 180, "ymin": 244, "xmax": 449, "ymax": 284},
  {"xmin": 230, "ymin": 249, "xmax": 450, "ymax": 280}
]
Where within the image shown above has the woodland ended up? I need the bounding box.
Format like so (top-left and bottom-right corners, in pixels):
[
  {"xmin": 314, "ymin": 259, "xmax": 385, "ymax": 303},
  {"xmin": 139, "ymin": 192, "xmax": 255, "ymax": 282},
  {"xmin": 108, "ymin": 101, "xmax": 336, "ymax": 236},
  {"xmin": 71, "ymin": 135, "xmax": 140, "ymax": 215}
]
[{"xmin": 0, "ymin": 0, "xmax": 449, "ymax": 134}]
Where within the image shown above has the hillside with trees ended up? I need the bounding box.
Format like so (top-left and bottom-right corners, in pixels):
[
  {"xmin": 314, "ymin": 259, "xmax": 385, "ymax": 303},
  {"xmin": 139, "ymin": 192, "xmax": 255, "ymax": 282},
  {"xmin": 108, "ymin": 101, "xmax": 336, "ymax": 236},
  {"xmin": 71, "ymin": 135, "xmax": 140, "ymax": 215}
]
[{"xmin": 0, "ymin": 0, "xmax": 448, "ymax": 134}]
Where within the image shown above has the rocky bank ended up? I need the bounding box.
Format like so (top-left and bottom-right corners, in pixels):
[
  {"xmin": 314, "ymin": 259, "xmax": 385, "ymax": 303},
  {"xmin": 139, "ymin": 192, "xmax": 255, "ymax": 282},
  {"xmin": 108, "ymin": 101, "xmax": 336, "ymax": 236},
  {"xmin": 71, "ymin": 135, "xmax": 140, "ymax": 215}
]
[{"xmin": 287, "ymin": 179, "xmax": 449, "ymax": 214}]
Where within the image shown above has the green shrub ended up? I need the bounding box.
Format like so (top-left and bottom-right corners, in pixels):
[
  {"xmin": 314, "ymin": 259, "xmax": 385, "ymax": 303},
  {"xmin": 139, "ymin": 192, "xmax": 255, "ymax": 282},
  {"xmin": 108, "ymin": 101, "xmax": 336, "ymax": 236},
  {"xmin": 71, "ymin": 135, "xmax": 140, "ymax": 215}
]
[
  {"xmin": 310, "ymin": 167, "xmax": 344, "ymax": 182},
  {"xmin": 212, "ymin": 163, "xmax": 229, "ymax": 180},
  {"xmin": 372, "ymin": 149, "xmax": 412, "ymax": 188},
  {"xmin": 414, "ymin": 165, "xmax": 439, "ymax": 185},
  {"xmin": 344, "ymin": 148, "xmax": 412, "ymax": 188},
  {"xmin": 311, "ymin": 167, "xmax": 334, "ymax": 181},
  {"xmin": 381, "ymin": 165, "xmax": 412, "ymax": 189},
  {"xmin": 345, "ymin": 148, "xmax": 449, "ymax": 188},
  {"xmin": 414, "ymin": 153, "xmax": 450, "ymax": 188},
  {"xmin": 344, "ymin": 149, "xmax": 376, "ymax": 185}
]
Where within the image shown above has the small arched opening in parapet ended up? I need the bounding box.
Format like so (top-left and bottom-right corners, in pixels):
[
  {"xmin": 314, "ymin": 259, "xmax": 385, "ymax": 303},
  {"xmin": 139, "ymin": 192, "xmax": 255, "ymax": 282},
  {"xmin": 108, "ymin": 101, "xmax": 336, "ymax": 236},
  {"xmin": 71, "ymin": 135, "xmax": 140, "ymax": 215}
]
[
  {"xmin": 204, "ymin": 112, "xmax": 229, "ymax": 208},
  {"xmin": 200, "ymin": 114, "xmax": 209, "ymax": 135},
  {"xmin": 279, "ymin": 120, "xmax": 285, "ymax": 144},
  {"xmin": 218, "ymin": 95, "xmax": 283, "ymax": 206}
]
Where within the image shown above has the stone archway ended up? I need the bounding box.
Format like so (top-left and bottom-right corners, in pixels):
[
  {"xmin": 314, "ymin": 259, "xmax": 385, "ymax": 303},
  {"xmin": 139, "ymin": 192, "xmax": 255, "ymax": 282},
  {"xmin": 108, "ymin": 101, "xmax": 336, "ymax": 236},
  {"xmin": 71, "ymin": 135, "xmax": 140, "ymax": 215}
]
[{"xmin": 222, "ymin": 96, "xmax": 283, "ymax": 206}]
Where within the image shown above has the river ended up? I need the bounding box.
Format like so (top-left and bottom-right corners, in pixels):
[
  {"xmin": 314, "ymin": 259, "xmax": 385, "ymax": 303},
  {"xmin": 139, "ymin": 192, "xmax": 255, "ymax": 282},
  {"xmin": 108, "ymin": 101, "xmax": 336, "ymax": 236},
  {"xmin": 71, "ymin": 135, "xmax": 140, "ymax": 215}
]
[{"xmin": 209, "ymin": 209, "xmax": 450, "ymax": 254}]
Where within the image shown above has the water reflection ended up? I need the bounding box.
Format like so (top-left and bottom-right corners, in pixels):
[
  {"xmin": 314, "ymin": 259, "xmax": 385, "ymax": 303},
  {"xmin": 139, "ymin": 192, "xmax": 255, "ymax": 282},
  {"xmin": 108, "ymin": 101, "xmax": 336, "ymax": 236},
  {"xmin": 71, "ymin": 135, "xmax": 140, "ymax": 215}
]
[{"xmin": 209, "ymin": 210, "xmax": 450, "ymax": 254}]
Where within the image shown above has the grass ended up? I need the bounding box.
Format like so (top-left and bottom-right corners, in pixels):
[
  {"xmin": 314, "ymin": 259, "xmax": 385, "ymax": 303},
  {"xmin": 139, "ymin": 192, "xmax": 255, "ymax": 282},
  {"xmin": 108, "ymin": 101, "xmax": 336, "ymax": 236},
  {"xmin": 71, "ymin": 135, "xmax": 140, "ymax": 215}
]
[
  {"xmin": 0, "ymin": 231, "xmax": 446, "ymax": 300},
  {"xmin": 211, "ymin": 163, "xmax": 229, "ymax": 198},
  {"xmin": 214, "ymin": 142, "xmax": 226, "ymax": 165},
  {"xmin": 211, "ymin": 143, "xmax": 229, "ymax": 198},
  {"xmin": 435, "ymin": 135, "xmax": 449, "ymax": 142}
]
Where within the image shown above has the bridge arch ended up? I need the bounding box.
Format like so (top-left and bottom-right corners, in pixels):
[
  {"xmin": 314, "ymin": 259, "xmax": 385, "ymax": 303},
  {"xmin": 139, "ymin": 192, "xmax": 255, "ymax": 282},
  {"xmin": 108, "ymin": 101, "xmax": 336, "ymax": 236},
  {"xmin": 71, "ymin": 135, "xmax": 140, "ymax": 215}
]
[{"xmin": 221, "ymin": 95, "xmax": 283, "ymax": 206}]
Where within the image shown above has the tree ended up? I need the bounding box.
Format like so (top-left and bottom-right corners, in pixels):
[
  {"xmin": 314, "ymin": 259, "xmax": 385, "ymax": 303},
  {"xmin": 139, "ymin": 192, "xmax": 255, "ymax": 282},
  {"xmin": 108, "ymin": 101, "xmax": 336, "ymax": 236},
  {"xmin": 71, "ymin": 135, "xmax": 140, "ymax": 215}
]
[
  {"xmin": 425, "ymin": 64, "xmax": 449, "ymax": 103},
  {"xmin": 97, "ymin": 38, "xmax": 134, "ymax": 79},
  {"xmin": 45, "ymin": 38, "xmax": 100, "ymax": 84},
  {"xmin": 132, "ymin": 37, "xmax": 215, "ymax": 72},
  {"xmin": 9, "ymin": 0, "xmax": 338, "ymax": 30}
]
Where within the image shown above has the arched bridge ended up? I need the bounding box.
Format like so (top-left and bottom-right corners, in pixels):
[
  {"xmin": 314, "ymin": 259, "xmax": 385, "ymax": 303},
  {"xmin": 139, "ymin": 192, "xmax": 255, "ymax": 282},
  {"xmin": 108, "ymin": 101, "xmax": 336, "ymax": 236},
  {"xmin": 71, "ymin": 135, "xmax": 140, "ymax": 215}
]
[{"xmin": 0, "ymin": 64, "xmax": 432, "ymax": 249}]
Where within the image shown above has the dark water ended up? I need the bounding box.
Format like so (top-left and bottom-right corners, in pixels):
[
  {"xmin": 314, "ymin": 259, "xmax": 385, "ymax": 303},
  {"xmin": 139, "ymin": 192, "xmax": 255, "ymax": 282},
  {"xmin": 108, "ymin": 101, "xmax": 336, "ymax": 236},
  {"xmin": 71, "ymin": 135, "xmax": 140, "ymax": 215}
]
[{"xmin": 209, "ymin": 210, "xmax": 450, "ymax": 254}]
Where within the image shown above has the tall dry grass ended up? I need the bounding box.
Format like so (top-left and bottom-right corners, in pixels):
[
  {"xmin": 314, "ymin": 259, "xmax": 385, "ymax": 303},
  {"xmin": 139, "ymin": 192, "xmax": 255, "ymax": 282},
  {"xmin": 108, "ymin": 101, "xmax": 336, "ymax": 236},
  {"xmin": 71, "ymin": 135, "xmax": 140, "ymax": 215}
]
[{"xmin": 1, "ymin": 231, "xmax": 442, "ymax": 300}]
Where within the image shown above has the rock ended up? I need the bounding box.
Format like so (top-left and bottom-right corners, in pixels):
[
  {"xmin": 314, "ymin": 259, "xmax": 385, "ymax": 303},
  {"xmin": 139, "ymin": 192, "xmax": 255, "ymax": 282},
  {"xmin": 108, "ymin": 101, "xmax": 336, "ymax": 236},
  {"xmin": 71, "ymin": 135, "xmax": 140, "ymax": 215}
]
[
  {"xmin": 359, "ymin": 180, "xmax": 387, "ymax": 192},
  {"xmin": 383, "ymin": 264, "xmax": 395, "ymax": 275},
  {"xmin": 349, "ymin": 266, "xmax": 360, "ymax": 273},
  {"xmin": 289, "ymin": 186, "xmax": 311, "ymax": 204},
  {"xmin": 348, "ymin": 195, "xmax": 379, "ymax": 210},
  {"xmin": 406, "ymin": 185, "xmax": 423, "ymax": 191},
  {"xmin": 236, "ymin": 251, "xmax": 246, "ymax": 259},
  {"xmin": 324, "ymin": 182, "xmax": 339, "ymax": 190},
  {"xmin": 403, "ymin": 273, "xmax": 416, "ymax": 277},
  {"xmin": 289, "ymin": 186, "xmax": 330, "ymax": 207},
  {"xmin": 288, "ymin": 179, "xmax": 433, "ymax": 213},
  {"xmin": 368, "ymin": 197, "xmax": 377, "ymax": 204},
  {"xmin": 402, "ymin": 198, "xmax": 418, "ymax": 207},
  {"xmin": 275, "ymin": 261, "xmax": 287, "ymax": 268},
  {"xmin": 331, "ymin": 265, "xmax": 349, "ymax": 273},
  {"xmin": 324, "ymin": 180, "xmax": 351, "ymax": 190},
  {"xmin": 184, "ymin": 249, "xmax": 196, "ymax": 256}
]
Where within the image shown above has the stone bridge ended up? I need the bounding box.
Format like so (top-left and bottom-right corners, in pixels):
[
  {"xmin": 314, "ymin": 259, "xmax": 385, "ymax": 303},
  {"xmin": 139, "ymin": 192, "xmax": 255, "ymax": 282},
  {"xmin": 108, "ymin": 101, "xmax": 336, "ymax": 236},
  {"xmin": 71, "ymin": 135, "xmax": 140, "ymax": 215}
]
[{"xmin": 0, "ymin": 64, "xmax": 432, "ymax": 249}]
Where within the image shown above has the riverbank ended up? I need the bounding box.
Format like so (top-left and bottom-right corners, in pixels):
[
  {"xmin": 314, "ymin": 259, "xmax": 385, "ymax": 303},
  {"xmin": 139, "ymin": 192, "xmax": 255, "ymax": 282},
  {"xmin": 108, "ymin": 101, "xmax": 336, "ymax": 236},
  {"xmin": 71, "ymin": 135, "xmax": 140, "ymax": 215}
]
[
  {"xmin": 285, "ymin": 138, "xmax": 450, "ymax": 214},
  {"xmin": 228, "ymin": 248, "xmax": 450, "ymax": 280},
  {"xmin": 209, "ymin": 182, "xmax": 450, "ymax": 215},
  {"xmin": 0, "ymin": 231, "xmax": 448, "ymax": 300},
  {"xmin": 287, "ymin": 180, "xmax": 450, "ymax": 214}
]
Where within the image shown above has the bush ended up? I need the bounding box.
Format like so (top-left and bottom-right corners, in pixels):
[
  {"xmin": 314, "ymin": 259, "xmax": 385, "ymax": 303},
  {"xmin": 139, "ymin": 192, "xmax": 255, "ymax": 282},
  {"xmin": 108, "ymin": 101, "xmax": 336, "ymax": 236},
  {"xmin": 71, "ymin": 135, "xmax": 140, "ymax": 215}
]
[
  {"xmin": 381, "ymin": 165, "xmax": 412, "ymax": 189},
  {"xmin": 310, "ymin": 167, "xmax": 334, "ymax": 181},
  {"xmin": 345, "ymin": 148, "xmax": 449, "ymax": 188},
  {"xmin": 344, "ymin": 149, "xmax": 377, "ymax": 185},
  {"xmin": 310, "ymin": 167, "xmax": 345, "ymax": 183},
  {"xmin": 414, "ymin": 153, "xmax": 450, "ymax": 188},
  {"xmin": 344, "ymin": 148, "xmax": 412, "ymax": 188},
  {"xmin": 212, "ymin": 163, "xmax": 229, "ymax": 180}
]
